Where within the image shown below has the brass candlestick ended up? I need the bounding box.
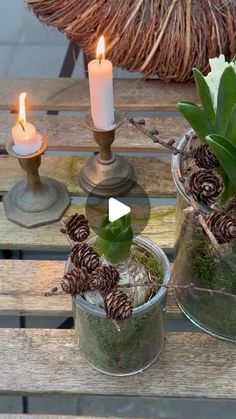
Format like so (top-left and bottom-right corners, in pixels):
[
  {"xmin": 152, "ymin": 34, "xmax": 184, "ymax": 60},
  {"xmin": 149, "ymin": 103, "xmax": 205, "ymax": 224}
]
[
  {"xmin": 79, "ymin": 111, "xmax": 135, "ymax": 197},
  {"xmin": 3, "ymin": 137, "xmax": 70, "ymax": 228}
]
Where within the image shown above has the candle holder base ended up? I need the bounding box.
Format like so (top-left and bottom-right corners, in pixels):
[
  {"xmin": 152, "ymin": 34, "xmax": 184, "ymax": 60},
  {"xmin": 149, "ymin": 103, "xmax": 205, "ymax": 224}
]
[
  {"xmin": 3, "ymin": 138, "xmax": 70, "ymax": 228},
  {"xmin": 79, "ymin": 154, "xmax": 135, "ymax": 197},
  {"xmin": 80, "ymin": 111, "xmax": 135, "ymax": 197},
  {"xmin": 3, "ymin": 177, "xmax": 70, "ymax": 228}
]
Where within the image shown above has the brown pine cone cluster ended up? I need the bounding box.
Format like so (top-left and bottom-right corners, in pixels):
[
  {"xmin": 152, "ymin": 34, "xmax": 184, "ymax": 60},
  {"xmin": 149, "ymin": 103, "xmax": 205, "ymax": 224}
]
[
  {"xmin": 71, "ymin": 243, "xmax": 99, "ymax": 272},
  {"xmin": 59, "ymin": 212, "xmax": 133, "ymax": 321},
  {"xmin": 206, "ymin": 210, "xmax": 236, "ymax": 244},
  {"xmin": 189, "ymin": 169, "xmax": 224, "ymax": 205},
  {"xmin": 104, "ymin": 289, "xmax": 133, "ymax": 320},
  {"xmin": 194, "ymin": 144, "xmax": 219, "ymax": 170},
  {"xmin": 60, "ymin": 213, "xmax": 89, "ymax": 242},
  {"xmin": 90, "ymin": 265, "xmax": 119, "ymax": 293},
  {"xmin": 61, "ymin": 267, "xmax": 89, "ymax": 296}
]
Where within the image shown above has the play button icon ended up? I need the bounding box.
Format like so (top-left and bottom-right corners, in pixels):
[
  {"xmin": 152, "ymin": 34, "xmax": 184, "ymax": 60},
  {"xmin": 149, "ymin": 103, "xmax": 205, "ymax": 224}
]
[
  {"xmin": 108, "ymin": 198, "xmax": 130, "ymax": 222},
  {"xmin": 85, "ymin": 177, "xmax": 151, "ymax": 242}
]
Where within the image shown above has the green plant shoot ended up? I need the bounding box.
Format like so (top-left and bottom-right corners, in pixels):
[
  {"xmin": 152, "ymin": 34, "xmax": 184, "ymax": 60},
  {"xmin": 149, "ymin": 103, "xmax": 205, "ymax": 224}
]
[
  {"xmin": 177, "ymin": 55, "xmax": 236, "ymax": 200},
  {"xmin": 96, "ymin": 213, "xmax": 133, "ymax": 264}
]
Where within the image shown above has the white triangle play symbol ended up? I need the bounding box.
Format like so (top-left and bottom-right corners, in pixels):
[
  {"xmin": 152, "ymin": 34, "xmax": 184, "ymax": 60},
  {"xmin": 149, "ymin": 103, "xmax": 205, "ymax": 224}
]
[{"xmin": 108, "ymin": 198, "xmax": 131, "ymax": 222}]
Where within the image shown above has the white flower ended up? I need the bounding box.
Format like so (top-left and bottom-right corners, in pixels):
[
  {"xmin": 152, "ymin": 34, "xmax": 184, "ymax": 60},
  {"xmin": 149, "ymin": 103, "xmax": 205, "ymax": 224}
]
[{"xmin": 204, "ymin": 54, "xmax": 236, "ymax": 110}]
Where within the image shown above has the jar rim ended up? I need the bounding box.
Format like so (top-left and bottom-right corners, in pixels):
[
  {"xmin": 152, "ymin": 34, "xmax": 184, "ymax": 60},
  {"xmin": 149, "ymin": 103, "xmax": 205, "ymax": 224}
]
[{"xmin": 73, "ymin": 235, "xmax": 171, "ymax": 317}]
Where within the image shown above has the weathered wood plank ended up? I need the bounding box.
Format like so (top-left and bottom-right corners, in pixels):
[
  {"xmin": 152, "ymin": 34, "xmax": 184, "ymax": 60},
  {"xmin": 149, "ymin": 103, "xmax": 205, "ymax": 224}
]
[
  {"xmin": 0, "ymin": 203, "xmax": 175, "ymax": 251},
  {"xmin": 0, "ymin": 155, "xmax": 175, "ymax": 198},
  {"xmin": 0, "ymin": 416, "xmax": 139, "ymax": 419},
  {"xmin": 0, "ymin": 416, "xmax": 138, "ymax": 419},
  {"xmin": 0, "ymin": 114, "xmax": 189, "ymax": 152},
  {"xmin": 0, "ymin": 260, "xmax": 179, "ymax": 318},
  {"xmin": 0, "ymin": 329, "xmax": 235, "ymax": 399},
  {"xmin": 0, "ymin": 79, "xmax": 197, "ymax": 112}
]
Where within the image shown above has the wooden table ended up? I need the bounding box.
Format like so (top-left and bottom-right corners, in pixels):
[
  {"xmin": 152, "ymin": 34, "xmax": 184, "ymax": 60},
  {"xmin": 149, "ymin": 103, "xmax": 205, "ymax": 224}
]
[{"xmin": 0, "ymin": 78, "xmax": 235, "ymax": 419}]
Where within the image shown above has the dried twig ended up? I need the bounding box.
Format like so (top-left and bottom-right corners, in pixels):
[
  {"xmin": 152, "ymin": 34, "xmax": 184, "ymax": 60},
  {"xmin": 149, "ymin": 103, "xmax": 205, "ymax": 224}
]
[
  {"xmin": 119, "ymin": 281, "xmax": 236, "ymax": 300},
  {"xmin": 45, "ymin": 288, "xmax": 66, "ymax": 297},
  {"xmin": 48, "ymin": 277, "xmax": 236, "ymax": 300},
  {"xmin": 126, "ymin": 115, "xmax": 193, "ymax": 156},
  {"xmin": 188, "ymin": 196, "xmax": 221, "ymax": 255}
]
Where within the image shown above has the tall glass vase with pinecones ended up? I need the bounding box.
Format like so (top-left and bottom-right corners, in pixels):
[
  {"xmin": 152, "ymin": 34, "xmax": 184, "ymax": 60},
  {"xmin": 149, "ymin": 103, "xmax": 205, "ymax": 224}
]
[
  {"xmin": 60, "ymin": 212, "xmax": 170, "ymax": 376},
  {"xmin": 171, "ymin": 55, "xmax": 236, "ymax": 342}
]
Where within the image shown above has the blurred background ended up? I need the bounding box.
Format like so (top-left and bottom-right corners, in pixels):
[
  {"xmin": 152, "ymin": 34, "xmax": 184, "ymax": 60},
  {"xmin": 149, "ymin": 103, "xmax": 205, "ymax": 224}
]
[{"xmin": 0, "ymin": 0, "xmax": 140, "ymax": 79}]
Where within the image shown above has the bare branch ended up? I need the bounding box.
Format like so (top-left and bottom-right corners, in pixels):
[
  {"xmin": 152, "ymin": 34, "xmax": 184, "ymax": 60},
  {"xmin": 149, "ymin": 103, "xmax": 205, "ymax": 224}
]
[
  {"xmin": 119, "ymin": 281, "xmax": 236, "ymax": 300},
  {"xmin": 126, "ymin": 114, "xmax": 193, "ymax": 156}
]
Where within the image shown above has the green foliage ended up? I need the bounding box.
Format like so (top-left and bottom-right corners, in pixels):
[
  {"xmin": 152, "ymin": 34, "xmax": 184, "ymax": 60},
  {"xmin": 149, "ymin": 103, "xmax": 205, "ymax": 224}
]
[
  {"xmin": 206, "ymin": 134, "xmax": 236, "ymax": 200},
  {"xmin": 176, "ymin": 100, "xmax": 214, "ymax": 143},
  {"xmin": 193, "ymin": 68, "xmax": 215, "ymax": 123},
  {"xmin": 96, "ymin": 213, "xmax": 133, "ymax": 264},
  {"xmin": 215, "ymin": 66, "xmax": 236, "ymax": 135},
  {"xmin": 225, "ymin": 104, "xmax": 236, "ymax": 145},
  {"xmin": 177, "ymin": 61, "xmax": 236, "ymax": 201}
]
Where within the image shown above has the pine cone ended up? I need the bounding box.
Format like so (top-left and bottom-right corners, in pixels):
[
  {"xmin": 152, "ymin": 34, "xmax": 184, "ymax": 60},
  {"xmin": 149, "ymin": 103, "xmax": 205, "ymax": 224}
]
[
  {"xmin": 104, "ymin": 289, "xmax": 133, "ymax": 320},
  {"xmin": 194, "ymin": 144, "xmax": 219, "ymax": 169},
  {"xmin": 60, "ymin": 213, "xmax": 89, "ymax": 242},
  {"xmin": 71, "ymin": 243, "xmax": 99, "ymax": 272},
  {"xmin": 206, "ymin": 210, "xmax": 236, "ymax": 244},
  {"xmin": 90, "ymin": 265, "xmax": 120, "ymax": 293},
  {"xmin": 61, "ymin": 267, "xmax": 89, "ymax": 296},
  {"xmin": 189, "ymin": 169, "xmax": 224, "ymax": 205}
]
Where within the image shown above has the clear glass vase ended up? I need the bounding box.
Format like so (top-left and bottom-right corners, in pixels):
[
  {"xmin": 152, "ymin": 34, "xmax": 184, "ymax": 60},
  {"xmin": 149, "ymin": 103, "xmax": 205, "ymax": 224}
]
[
  {"xmin": 66, "ymin": 235, "xmax": 170, "ymax": 376},
  {"xmin": 172, "ymin": 134, "xmax": 236, "ymax": 342}
]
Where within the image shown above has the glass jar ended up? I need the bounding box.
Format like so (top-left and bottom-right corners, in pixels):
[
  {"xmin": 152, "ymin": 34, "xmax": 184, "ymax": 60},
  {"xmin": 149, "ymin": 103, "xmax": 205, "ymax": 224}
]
[
  {"xmin": 66, "ymin": 235, "xmax": 170, "ymax": 376},
  {"xmin": 172, "ymin": 134, "xmax": 236, "ymax": 342}
]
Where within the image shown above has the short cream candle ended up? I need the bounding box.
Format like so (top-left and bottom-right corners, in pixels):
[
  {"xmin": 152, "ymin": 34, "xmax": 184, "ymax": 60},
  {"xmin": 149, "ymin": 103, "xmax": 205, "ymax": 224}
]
[{"xmin": 12, "ymin": 92, "xmax": 42, "ymax": 156}]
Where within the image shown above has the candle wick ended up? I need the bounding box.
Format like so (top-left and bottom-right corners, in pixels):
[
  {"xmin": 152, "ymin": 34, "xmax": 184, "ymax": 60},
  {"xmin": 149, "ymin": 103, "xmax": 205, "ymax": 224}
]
[
  {"xmin": 19, "ymin": 121, "xmax": 25, "ymax": 132},
  {"xmin": 99, "ymin": 58, "xmax": 102, "ymax": 64}
]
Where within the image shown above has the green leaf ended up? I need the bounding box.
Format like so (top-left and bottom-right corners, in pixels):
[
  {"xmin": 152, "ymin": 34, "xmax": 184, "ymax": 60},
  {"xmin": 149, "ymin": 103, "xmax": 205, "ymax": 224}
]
[
  {"xmin": 225, "ymin": 103, "xmax": 236, "ymax": 146},
  {"xmin": 216, "ymin": 166, "xmax": 234, "ymax": 202},
  {"xmin": 207, "ymin": 133, "xmax": 236, "ymax": 157},
  {"xmin": 96, "ymin": 214, "xmax": 133, "ymax": 264},
  {"xmin": 177, "ymin": 101, "xmax": 215, "ymax": 142},
  {"xmin": 215, "ymin": 66, "xmax": 236, "ymax": 135},
  {"xmin": 206, "ymin": 134, "xmax": 236, "ymax": 190},
  {"xmin": 193, "ymin": 68, "xmax": 215, "ymax": 123}
]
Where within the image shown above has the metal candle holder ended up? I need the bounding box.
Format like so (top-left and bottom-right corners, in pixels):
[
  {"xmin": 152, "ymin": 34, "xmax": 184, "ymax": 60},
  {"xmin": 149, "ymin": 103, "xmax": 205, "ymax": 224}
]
[
  {"xmin": 79, "ymin": 111, "xmax": 135, "ymax": 196},
  {"xmin": 3, "ymin": 137, "xmax": 70, "ymax": 228}
]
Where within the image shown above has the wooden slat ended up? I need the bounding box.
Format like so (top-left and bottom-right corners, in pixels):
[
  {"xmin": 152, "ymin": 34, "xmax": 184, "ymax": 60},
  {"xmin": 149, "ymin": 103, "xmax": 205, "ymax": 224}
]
[
  {"xmin": 0, "ymin": 416, "xmax": 140, "ymax": 419},
  {"xmin": 0, "ymin": 203, "xmax": 175, "ymax": 251},
  {"xmin": 0, "ymin": 329, "xmax": 235, "ymax": 399},
  {"xmin": 0, "ymin": 114, "xmax": 190, "ymax": 152},
  {"xmin": 0, "ymin": 155, "xmax": 175, "ymax": 198},
  {"xmin": 0, "ymin": 260, "xmax": 179, "ymax": 318},
  {"xmin": 0, "ymin": 79, "xmax": 197, "ymax": 112}
]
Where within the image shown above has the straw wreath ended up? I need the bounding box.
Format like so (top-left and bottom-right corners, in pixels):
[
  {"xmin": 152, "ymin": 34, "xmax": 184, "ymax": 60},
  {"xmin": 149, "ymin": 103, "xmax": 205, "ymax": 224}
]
[{"xmin": 25, "ymin": 0, "xmax": 235, "ymax": 81}]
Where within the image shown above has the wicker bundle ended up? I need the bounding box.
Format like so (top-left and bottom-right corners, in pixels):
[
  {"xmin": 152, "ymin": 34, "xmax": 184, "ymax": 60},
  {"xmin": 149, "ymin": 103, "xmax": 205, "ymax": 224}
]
[{"xmin": 25, "ymin": 0, "xmax": 235, "ymax": 82}]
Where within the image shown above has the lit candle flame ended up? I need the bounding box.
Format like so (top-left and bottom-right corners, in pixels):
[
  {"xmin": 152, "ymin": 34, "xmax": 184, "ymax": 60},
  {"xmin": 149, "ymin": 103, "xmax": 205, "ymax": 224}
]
[
  {"xmin": 96, "ymin": 36, "xmax": 105, "ymax": 60},
  {"xmin": 18, "ymin": 92, "xmax": 27, "ymax": 125}
]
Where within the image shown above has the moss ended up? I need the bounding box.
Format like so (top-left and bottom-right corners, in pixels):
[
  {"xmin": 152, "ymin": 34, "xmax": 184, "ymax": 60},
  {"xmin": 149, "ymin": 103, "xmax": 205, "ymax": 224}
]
[
  {"xmin": 131, "ymin": 248, "xmax": 163, "ymax": 284},
  {"xmin": 173, "ymin": 216, "xmax": 236, "ymax": 340},
  {"xmin": 75, "ymin": 301, "xmax": 164, "ymax": 374},
  {"xmin": 186, "ymin": 231, "xmax": 236, "ymax": 294}
]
